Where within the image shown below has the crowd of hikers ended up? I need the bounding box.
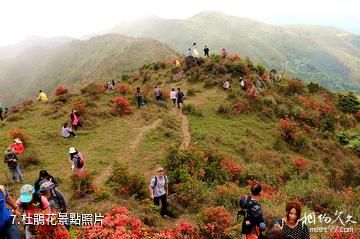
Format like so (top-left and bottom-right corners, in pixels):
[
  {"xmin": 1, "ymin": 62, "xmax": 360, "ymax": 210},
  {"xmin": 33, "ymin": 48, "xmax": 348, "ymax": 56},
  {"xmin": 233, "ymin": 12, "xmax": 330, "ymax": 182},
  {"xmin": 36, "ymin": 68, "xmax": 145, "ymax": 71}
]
[{"xmin": 0, "ymin": 45, "xmax": 306, "ymax": 239}]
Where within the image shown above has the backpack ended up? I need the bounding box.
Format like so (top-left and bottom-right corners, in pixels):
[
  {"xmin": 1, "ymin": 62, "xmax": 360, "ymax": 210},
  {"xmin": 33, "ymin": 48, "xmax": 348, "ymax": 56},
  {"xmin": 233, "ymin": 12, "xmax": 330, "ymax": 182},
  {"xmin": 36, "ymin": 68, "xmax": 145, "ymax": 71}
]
[
  {"xmin": 238, "ymin": 196, "xmax": 261, "ymax": 235},
  {"xmin": 73, "ymin": 154, "xmax": 84, "ymax": 169},
  {"xmin": 152, "ymin": 176, "xmax": 168, "ymax": 188},
  {"xmin": 6, "ymin": 153, "xmax": 17, "ymax": 169}
]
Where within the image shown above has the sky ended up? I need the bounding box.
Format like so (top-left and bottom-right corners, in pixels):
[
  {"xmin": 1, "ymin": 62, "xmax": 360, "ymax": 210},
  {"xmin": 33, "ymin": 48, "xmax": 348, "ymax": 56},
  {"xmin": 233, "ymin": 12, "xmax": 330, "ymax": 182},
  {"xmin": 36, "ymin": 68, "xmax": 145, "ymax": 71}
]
[{"xmin": 0, "ymin": 0, "xmax": 359, "ymax": 47}]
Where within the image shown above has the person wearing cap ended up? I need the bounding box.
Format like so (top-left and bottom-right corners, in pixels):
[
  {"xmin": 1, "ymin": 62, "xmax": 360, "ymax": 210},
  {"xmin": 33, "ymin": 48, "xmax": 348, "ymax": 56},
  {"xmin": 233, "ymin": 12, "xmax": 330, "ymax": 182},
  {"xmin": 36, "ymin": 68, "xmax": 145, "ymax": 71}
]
[
  {"xmin": 10, "ymin": 138, "xmax": 24, "ymax": 155},
  {"xmin": 34, "ymin": 170, "xmax": 58, "ymax": 191},
  {"xmin": 16, "ymin": 185, "xmax": 50, "ymax": 239},
  {"xmin": 4, "ymin": 147, "xmax": 23, "ymax": 183},
  {"xmin": 68, "ymin": 147, "xmax": 84, "ymax": 174},
  {"xmin": 38, "ymin": 180, "xmax": 67, "ymax": 213},
  {"xmin": 0, "ymin": 185, "xmax": 21, "ymax": 239},
  {"xmin": 149, "ymin": 167, "xmax": 169, "ymax": 218}
]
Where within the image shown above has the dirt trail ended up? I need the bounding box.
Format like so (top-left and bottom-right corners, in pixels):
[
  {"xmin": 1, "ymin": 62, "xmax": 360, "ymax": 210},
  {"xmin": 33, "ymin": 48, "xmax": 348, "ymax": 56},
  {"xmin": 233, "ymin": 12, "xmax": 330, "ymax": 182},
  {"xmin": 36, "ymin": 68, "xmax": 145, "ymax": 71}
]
[
  {"xmin": 171, "ymin": 108, "xmax": 191, "ymax": 150},
  {"xmin": 93, "ymin": 119, "xmax": 161, "ymax": 187}
]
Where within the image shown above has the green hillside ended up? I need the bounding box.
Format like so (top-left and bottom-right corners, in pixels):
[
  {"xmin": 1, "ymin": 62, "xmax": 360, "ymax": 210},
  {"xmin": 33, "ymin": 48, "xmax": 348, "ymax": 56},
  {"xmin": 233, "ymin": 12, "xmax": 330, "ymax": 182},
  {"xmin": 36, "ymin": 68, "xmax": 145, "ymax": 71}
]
[
  {"xmin": 0, "ymin": 54, "xmax": 359, "ymax": 238},
  {"xmin": 0, "ymin": 34, "xmax": 179, "ymax": 106},
  {"xmin": 112, "ymin": 11, "xmax": 360, "ymax": 93}
]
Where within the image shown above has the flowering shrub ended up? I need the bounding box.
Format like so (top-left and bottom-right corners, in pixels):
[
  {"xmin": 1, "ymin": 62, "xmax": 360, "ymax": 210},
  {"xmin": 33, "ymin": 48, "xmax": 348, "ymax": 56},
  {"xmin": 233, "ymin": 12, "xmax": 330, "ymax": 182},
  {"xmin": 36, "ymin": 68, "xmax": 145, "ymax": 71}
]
[
  {"xmin": 33, "ymin": 224, "xmax": 70, "ymax": 239},
  {"xmin": 112, "ymin": 96, "xmax": 132, "ymax": 116},
  {"xmin": 232, "ymin": 102, "xmax": 251, "ymax": 114},
  {"xmin": 294, "ymin": 157, "xmax": 309, "ymax": 173},
  {"xmin": 9, "ymin": 128, "xmax": 30, "ymax": 145},
  {"xmin": 72, "ymin": 100, "xmax": 88, "ymax": 115},
  {"xmin": 71, "ymin": 170, "xmax": 96, "ymax": 198},
  {"xmin": 55, "ymin": 85, "xmax": 68, "ymax": 96},
  {"xmin": 21, "ymin": 99, "xmax": 34, "ymax": 108},
  {"xmin": 118, "ymin": 84, "xmax": 128, "ymax": 95},
  {"xmin": 198, "ymin": 207, "xmax": 231, "ymax": 238},
  {"xmin": 279, "ymin": 117, "xmax": 298, "ymax": 143},
  {"xmin": 220, "ymin": 157, "xmax": 243, "ymax": 181}
]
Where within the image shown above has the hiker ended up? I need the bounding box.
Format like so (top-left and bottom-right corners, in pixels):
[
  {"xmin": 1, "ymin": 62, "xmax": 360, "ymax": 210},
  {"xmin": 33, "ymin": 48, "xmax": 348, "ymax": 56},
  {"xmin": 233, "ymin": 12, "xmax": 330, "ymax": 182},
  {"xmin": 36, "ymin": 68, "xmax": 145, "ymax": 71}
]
[
  {"xmin": 38, "ymin": 180, "xmax": 67, "ymax": 213},
  {"xmin": 149, "ymin": 167, "xmax": 169, "ymax": 218},
  {"xmin": 188, "ymin": 48, "xmax": 192, "ymax": 57},
  {"xmin": 107, "ymin": 82, "xmax": 114, "ymax": 90},
  {"xmin": 170, "ymin": 88, "xmax": 177, "ymax": 107},
  {"xmin": 16, "ymin": 184, "xmax": 51, "ymax": 239},
  {"xmin": 3, "ymin": 108, "xmax": 9, "ymax": 119},
  {"xmin": 36, "ymin": 90, "xmax": 48, "ymax": 102},
  {"xmin": 176, "ymin": 88, "xmax": 184, "ymax": 109},
  {"xmin": 68, "ymin": 147, "xmax": 84, "ymax": 175},
  {"xmin": 204, "ymin": 45, "xmax": 210, "ymax": 57},
  {"xmin": 135, "ymin": 87, "xmax": 143, "ymax": 108},
  {"xmin": 192, "ymin": 42, "xmax": 199, "ymax": 57},
  {"xmin": 240, "ymin": 77, "xmax": 247, "ymax": 91},
  {"xmin": 154, "ymin": 86, "xmax": 162, "ymax": 101},
  {"xmin": 112, "ymin": 79, "xmax": 116, "ymax": 87},
  {"xmin": 223, "ymin": 80, "xmax": 230, "ymax": 90},
  {"xmin": 239, "ymin": 184, "xmax": 267, "ymax": 239},
  {"xmin": 274, "ymin": 201, "xmax": 310, "ymax": 239},
  {"xmin": 10, "ymin": 138, "xmax": 24, "ymax": 155},
  {"xmin": 34, "ymin": 170, "xmax": 58, "ymax": 191},
  {"xmin": 70, "ymin": 109, "xmax": 82, "ymax": 130},
  {"xmin": 62, "ymin": 123, "xmax": 76, "ymax": 138},
  {"xmin": 221, "ymin": 48, "xmax": 228, "ymax": 59},
  {"xmin": 0, "ymin": 102, "xmax": 3, "ymax": 122},
  {"xmin": 175, "ymin": 60, "xmax": 181, "ymax": 67},
  {"xmin": 4, "ymin": 147, "xmax": 23, "ymax": 183},
  {"xmin": 0, "ymin": 185, "xmax": 22, "ymax": 239}
]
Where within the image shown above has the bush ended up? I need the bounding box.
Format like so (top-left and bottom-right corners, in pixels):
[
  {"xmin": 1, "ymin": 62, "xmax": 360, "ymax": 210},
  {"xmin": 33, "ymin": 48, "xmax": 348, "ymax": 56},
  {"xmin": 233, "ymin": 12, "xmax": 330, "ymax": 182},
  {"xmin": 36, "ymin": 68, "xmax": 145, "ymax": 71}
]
[
  {"xmin": 21, "ymin": 150, "xmax": 41, "ymax": 169},
  {"xmin": 119, "ymin": 84, "xmax": 129, "ymax": 95},
  {"xmin": 198, "ymin": 207, "xmax": 231, "ymax": 239},
  {"xmin": 337, "ymin": 92, "xmax": 360, "ymax": 113},
  {"xmin": 9, "ymin": 128, "xmax": 30, "ymax": 146},
  {"xmin": 72, "ymin": 100, "xmax": 88, "ymax": 116},
  {"xmin": 182, "ymin": 104, "xmax": 203, "ymax": 117},
  {"xmin": 54, "ymin": 85, "xmax": 68, "ymax": 96},
  {"xmin": 232, "ymin": 102, "xmax": 251, "ymax": 114},
  {"xmin": 175, "ymin": 177, "xmax": 209, "ymax": 212},
  {"xmin": 107, "ymin": 163, "xmax": 147, "ymax": 200},
  {"xmin": 204, "ymin": 78, "xmax": 219, "ymax": 88},
  {"xmin": 211, "ymin": 183, "xmax": 246, "ymax": 211},
  {"xmin": 187, "ymin": 88, "xmax": 196, "ymax": 96},
  {"xmin": 71, "ymin": 171, "xmax": 96, "ymax": 198},
  {"xmin": 217, "ymin": 104, "xmax": 232, "ymax": 114},
  {"xmin": 112, "ymin": 96, "xmax": 132, "ymax": 116},
  {"xmin": 286, "ymin": 79, "xmax": 305, "ymax": 95}
]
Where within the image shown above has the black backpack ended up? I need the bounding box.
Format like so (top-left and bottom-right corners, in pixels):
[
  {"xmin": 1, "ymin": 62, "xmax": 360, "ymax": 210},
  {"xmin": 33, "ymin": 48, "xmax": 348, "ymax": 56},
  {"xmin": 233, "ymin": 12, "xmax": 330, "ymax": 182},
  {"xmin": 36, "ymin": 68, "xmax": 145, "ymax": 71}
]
[
  {"xmin": 152, "ymin": 176, "xmax": 168, "ymax": 187},
  {"xmin": 238, "ymin": 196, "xmax": 261, "ymax": 235}
]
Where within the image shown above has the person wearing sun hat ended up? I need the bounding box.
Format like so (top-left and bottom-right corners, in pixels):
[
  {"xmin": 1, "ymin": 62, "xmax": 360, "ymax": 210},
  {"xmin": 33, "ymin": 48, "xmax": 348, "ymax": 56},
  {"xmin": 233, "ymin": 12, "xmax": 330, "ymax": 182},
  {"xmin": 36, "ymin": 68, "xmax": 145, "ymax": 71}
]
[
  {"xmin": 10, "ymin": 138, "xmax": 25, "ymax": 155},
  {"xmin": 38, "ymin": 180, "xmax": 67, "ymax": 213},
  {"xmin": 16, "ymin": 184, "xmax": 51, "ymax": 239},
  {"xmin": 68, "ymin": 147, "xmax": 84, "ymax": 174},
  {"xmin": 4, "ymin": 147, "xmax": 23, "ymax": 183}
]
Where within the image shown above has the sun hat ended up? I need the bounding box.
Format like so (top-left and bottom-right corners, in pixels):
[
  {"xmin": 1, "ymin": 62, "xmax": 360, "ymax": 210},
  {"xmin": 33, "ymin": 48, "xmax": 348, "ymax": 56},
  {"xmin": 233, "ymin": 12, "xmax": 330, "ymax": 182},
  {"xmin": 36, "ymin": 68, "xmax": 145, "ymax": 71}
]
[
  {"xmin": 38, "ymin": 180, "xmax": 56, "ymax": 192},
  {"xmin": 69, "ymin": 147, "xmax": 76, "ymax": 154},
  {"xmin": 20, "ymin": 184, "xmax": 35, "ymax": 203}
]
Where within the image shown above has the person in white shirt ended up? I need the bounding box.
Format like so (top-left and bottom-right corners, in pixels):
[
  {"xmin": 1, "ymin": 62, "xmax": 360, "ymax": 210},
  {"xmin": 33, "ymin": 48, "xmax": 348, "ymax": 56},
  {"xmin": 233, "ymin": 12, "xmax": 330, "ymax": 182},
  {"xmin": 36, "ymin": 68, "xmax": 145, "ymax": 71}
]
[
  {"xmin": 169, "ymin": 88, "xmax": 177, "ymax": 107},
  {"xmin": 149, "ymin": 167, "xmax": 169, "ymax": 218}
]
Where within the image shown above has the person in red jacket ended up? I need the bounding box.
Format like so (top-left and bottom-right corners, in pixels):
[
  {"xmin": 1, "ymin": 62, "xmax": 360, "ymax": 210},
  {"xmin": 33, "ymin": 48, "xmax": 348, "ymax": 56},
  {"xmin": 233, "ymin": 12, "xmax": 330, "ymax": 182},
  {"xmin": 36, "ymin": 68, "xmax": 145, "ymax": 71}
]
[{"xmin": 10, "ymin": 138, "xmax": 24, "ymax": 155}]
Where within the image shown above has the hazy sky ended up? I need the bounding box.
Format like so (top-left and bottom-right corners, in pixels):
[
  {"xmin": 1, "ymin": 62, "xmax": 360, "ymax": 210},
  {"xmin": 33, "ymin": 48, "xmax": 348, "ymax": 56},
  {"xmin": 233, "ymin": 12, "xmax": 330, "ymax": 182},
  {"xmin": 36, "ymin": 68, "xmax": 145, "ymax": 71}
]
[{"xmin": 0, "ymin": 0, "xmax": 359, "ymax": 46}]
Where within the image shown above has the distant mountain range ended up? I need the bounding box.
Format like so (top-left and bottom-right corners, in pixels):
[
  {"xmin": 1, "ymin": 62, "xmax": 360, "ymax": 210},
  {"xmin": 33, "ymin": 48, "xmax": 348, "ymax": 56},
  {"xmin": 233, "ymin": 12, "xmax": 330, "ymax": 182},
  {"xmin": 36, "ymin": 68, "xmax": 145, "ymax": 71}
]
[
  {"xmin": 112, "ymin": 11, "xmax": 360, "ymax": 93},
  {"xmin": 0, "ymin": 34, "xmax": 178, "ymax": 106}
]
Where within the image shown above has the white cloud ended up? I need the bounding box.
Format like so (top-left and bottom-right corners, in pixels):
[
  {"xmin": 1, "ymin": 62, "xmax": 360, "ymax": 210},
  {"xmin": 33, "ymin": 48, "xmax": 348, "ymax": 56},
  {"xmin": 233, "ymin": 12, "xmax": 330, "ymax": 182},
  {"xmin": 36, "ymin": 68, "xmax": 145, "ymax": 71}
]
[{"xmin": 0, "ymin": 0, "xmax": 359, "ymax": 46}]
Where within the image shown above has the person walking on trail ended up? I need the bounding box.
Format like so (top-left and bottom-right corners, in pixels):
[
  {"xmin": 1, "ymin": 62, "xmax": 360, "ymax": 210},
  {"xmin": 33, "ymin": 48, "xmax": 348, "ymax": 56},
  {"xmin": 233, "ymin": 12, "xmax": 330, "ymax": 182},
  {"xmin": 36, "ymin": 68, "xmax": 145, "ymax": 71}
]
[
  {"xmin": 135, "ymin": 87, "xmax": 143, "ymax": 108},
  {"xmin": 0, "ymin": 102, "xmax": 3, "ymax": 122},
  {"xmin": 62, "ymin": 123, "xmax": 76, "ymax": 138},
  {"xmin": 34, "ymin": 170, "xmax": 58, "ymax": 192},
  {"xmin": 0, "ymin": 185, "xmax": 22, "ymax": 239},
  {"xmin": 4, "ymin": 147, "xmax": 23, "ymax": 183},
  {"xmin": 36, "ymin": 90, "xmax": 48, "ymax": 102},
  {"xmin": 10, "ymin": 138, "xmax": 24, "ymax": 155},
  {"xmin": 16, "ymin": 185, "xmax": 51, "ymax": 239},
  {"xmin": 274, "ymin": 201, "xmax": 310, "ymax": 239},
  {"xmin": 154, "ymin": 86, "xmax": 162, "ymax": 101},
  {"xmin": 204, "ymin": 46, "xmax": 210, "ymax": 57},
  {"xmin": 38, "ymin": 180, "xmax": 67, "ymax": 214},
  {"xmin": 70, "ymin": 109, "xmax": 82, "ymax": 131},
  {"xmin": 112, "ymin": 79, "xmax": 116, "ymax": 87},
  {"xmin": 170, "ymin": 88, "xmax": 177, "ymax": 107},
  {"xmin": 149, "ymin": 167, "xmax": 169, "ymax": 218},
  {"xmin": 221, "ymin": 48, "xmax": 228, "ymax": 59},
  {"xmin": 176, "ymin": 88, "xmax": 184, "ymax": 109},
  {"xmin": 68, "ymin": 147, "xmax": 84, "ymax": 175},
  {"xmin": 239, "ymin": 184, "xmax": 267, "ymax": 239}
]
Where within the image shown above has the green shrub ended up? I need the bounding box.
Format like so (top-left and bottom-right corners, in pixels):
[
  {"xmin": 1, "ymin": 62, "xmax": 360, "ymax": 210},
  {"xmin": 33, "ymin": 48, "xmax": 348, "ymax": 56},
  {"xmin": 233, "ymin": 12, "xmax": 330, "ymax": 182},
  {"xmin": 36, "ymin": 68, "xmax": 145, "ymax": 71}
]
[
  {"xmin": 217, "ymin": 104, "xmax": 232, "ymax": 114},
  {"xmin": 71, "ymin": 171, "xmax": 96, "ymax": 198},
  {"xmin": 337, "ymin": 92, "xmax": 360, "ymax": 113},
  {"xmin": 182, "ymin": 104, "xmax": 203, "ymax": 117}
]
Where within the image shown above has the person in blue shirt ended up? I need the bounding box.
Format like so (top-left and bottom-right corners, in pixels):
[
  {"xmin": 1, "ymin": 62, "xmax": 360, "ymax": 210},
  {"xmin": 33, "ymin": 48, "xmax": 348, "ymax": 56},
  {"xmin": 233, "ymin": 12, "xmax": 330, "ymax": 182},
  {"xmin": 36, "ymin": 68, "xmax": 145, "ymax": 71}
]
[{"xmin": 0, "ymin": 185, "xmax": 21, "ymax": 239}]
